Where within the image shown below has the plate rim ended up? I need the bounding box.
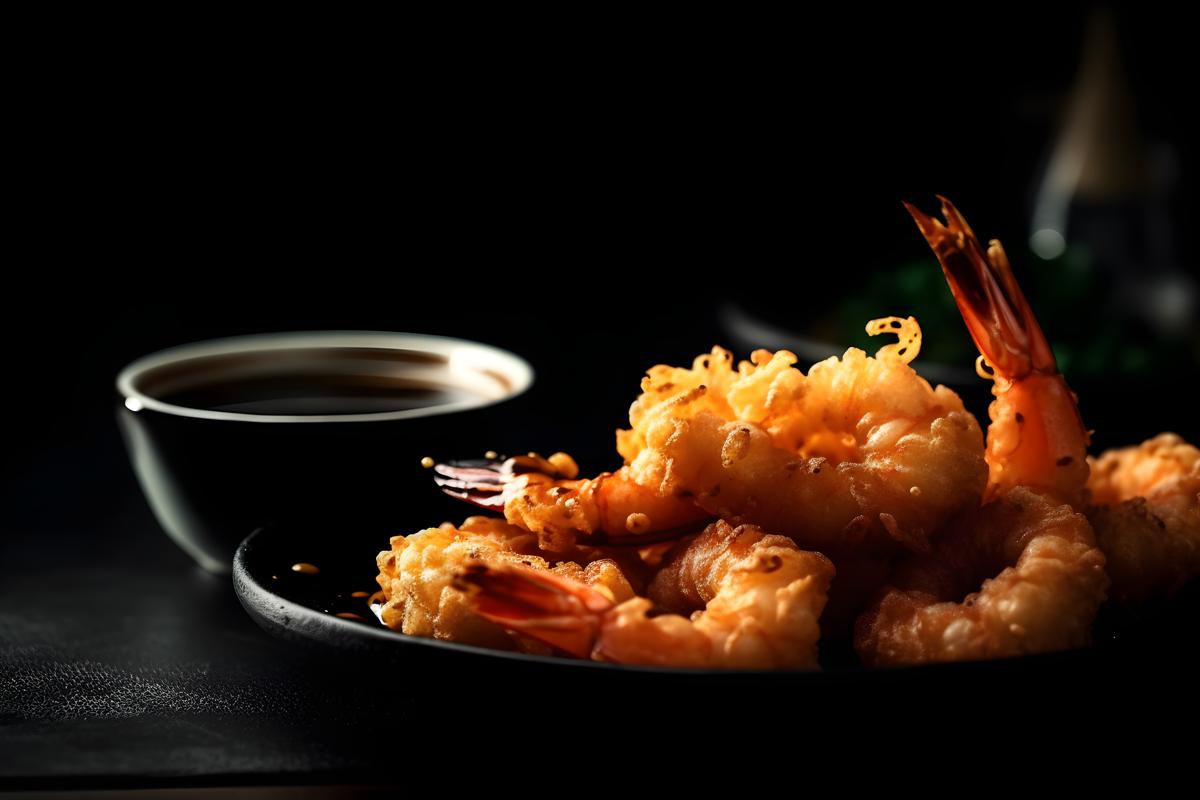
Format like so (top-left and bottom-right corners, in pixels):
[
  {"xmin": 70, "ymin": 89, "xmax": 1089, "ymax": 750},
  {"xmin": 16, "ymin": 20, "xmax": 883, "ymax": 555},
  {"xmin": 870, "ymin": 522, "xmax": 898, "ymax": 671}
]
[{"xmin": 232, "ymin": 523, "xmax": 1101, "ymax": 678}]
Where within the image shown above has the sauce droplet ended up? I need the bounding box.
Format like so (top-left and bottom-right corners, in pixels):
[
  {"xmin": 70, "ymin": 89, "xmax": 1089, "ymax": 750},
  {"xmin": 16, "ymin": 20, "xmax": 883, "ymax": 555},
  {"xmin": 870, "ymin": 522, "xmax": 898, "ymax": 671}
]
[
  {"xmin": 335, "ymin": 612, "xmax": 365, "ymax": 620},
  {"xmin": 420, "ymin": 456, "xmax": 435, "ymax": 469},
  {"xmin": 291, "ymin": 562, "xmax": 320, "ymax": 575},
  {"xmin": 485, "ymin": 450, "xmax": 498, "ymax": 460},
  {"xmin": 350, "ymin": 590, "xmax": 370, "ymax": 598}
]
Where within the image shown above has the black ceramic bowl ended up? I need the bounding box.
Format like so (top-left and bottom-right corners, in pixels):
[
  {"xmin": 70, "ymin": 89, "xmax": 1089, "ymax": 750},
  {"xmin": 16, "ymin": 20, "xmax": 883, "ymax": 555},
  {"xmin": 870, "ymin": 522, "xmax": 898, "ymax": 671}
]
[{"xmin": 117, "ymin": 332, "xmax": 533, "ymax": 573}]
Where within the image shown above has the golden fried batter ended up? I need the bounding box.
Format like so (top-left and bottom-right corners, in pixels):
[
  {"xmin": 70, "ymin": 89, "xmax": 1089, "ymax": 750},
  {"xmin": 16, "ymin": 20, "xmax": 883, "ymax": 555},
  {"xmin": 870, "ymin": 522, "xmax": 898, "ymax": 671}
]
[
  {"xmin": 1087, "ymin": 434, "xmax": 1200, "ymax": 603},
  {"xmin": 457, "ymin": 520, "xmax": 834, "ymax": 669},
  {"xmin": 855, "ymin": 488, "xmax": 1108, "ymax": 667},
  {"xmin": 375, "ymin": 516, "xmax": 637, "ymax": 650},
  {"xmin": 619, "ymin": 320, "xmax": 986, "ymax": 556}
]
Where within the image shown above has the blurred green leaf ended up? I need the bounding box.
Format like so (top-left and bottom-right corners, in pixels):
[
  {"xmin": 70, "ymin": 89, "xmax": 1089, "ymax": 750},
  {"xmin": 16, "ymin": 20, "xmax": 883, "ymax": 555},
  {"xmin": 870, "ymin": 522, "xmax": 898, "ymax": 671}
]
[{"xmin": 816, "ymin": 246, "xmax": 1193, "ymax": 383}]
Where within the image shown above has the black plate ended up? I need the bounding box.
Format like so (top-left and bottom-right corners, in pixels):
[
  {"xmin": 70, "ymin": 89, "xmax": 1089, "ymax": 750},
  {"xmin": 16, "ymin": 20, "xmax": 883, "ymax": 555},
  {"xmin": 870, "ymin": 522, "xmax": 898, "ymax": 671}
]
[
  {"xmin": 234, "ymin": 520, "xmax": 820, "ymax": 676},
  {"xmin": 232, "ymin": 519, "xmax": 1200, "ymax": 685}
]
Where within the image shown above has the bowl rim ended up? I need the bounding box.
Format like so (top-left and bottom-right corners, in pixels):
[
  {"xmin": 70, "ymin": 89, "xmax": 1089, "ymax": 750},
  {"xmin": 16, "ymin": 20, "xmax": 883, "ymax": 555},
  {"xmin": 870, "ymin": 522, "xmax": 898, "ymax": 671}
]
[{"xmin": 115, "ymin": 330, "xmax": 534, "ymax": 424}]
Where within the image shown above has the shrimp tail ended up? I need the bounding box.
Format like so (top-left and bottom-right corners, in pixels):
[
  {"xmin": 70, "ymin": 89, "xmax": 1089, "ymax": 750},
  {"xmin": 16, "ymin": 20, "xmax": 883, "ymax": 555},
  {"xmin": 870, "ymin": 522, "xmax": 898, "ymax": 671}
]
[
  {"xmin": 454, "ymin": 562, "xmax": 612, "ymax": 658},
  {"xmin": 907, "ymin": 196, "xmax": 1091, "ymax": 505},
  {"xmin": 434, "ymin": 457, "xmax": 709, "ymax": 547},
  {"xmin": 432, "ymin": 454, "xmax": 571, "ymax": 510},
  {"xmin": 431, "ymin": 461, "xmax": 509, "ymax": 509},
  {"xmin": 904, "ymin": 196, "xmax": 1056, "ymax": 380}
]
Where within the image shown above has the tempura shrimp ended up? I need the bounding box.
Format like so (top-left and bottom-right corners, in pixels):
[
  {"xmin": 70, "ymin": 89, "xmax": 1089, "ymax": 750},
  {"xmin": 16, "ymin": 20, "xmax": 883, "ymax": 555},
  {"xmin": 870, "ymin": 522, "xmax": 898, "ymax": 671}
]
[
  {"xmin": 455, "ymin": 520, "xmax": 835, "ymax": 669},
  {"xmin": 858, "ymin": 198, "xmax": 1110, "ymax": 665},
  {"xmin": 854, "ymin": 488, "xmax": 1108, "ymax": 666},
  {"xmin": 910, "ymin": 198, "xmax": 1200, "ymax": 606},
  {"xmin": 1086, "ymin": 434, "xmax": 1200, "ymax": 602},
  {"xmin": 617, "ymin": 318, "xmax": 987, "ymax": 556},
  {"xmin": 374, "ymin": 515, "xmax": 640, "ymax": 650},
  {"xmin": 433, "ymin": 452, "xmax": 708, "ymax": 553}
]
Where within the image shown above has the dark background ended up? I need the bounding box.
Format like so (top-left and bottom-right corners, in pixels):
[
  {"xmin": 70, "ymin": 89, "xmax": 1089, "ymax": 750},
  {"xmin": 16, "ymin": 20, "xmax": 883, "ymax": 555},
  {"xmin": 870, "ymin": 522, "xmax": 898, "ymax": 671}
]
[
  {"xmin": 4, "ymin": 5, "xmax": 1198, "ymax": 785},
  {"xmin": 9, "ymin": 6, "xmax": 1200, "ymax": 513}
]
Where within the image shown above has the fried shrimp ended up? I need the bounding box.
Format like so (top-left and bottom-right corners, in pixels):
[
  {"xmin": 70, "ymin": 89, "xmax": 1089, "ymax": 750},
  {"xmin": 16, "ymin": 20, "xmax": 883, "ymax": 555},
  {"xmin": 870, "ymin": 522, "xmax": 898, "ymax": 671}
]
[
  {"xmin": 913, "ymin": 202, "xmax": 1198, "ymax": 604},
  {"xmin": 432, "ymin": 453, "xmax": 708, "ymax": 552},
  {"xmin": 396, "ymin": 195, "xmax": 1192, "ymax": 670},
  {"xmin": 1086, "ymin": 434, "xmax": 1200, "ymax": 602},
  {"xmin": 854, "ymin": 488, "xmax": 1108, "ymax": 666},
  {"xmin": 858, "ymin": 197, "xmax": 1108, "ymax": 666},
  {"xmin": 456, "ymin": 520, "xmax": 834, "ymax": 669},
  {"xmin": 374, "ymin": 516, "xmax": 638, "ymax": 650},
  {"xmin": 617, "ymin": 318, "xmax": 987, "ymax": 555},
  {"xmin": 907, "ymin": 196, "xmax": 1091, "ymax": 509}
]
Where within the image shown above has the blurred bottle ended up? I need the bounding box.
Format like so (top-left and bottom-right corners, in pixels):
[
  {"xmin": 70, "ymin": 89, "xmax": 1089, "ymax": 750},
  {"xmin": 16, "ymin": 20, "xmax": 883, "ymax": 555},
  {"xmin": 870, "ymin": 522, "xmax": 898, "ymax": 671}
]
[{"xmin": 1030, "ymin": 6, "xmax": 1196, "ymax": 341}]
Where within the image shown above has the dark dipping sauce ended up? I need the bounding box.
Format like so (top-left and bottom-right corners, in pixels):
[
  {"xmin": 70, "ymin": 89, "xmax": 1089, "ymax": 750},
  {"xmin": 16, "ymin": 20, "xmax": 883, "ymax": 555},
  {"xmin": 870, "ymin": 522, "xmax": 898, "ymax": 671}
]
[
  {"xmin": 160, "ymin": 375, "xmax": 483, "ymax": 416},
  {"xmin": 271, "ymin": 556, "xmax": 388, "ymax": 627},
  {"xmin": 139, "ymin": 346, "xmax": 506, "ymax": 416}
]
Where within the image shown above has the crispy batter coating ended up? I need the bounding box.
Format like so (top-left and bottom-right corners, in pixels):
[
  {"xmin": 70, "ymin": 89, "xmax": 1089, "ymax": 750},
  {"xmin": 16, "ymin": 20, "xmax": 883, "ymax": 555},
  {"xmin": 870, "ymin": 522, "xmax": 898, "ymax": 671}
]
[
  {"xmin": 1087, "ymin": 434, "xmax": 1200, "ymax": 603},
  {"xmin": 603, "ymin": 522, "xmax": 834, "ymax": 668},
  {"xmin": 501, "ymin": 465, "xmax": 707, "ymax": 552},
  {"xmin": 855, "ymin": 488, "xmax": 1109, "ymax": 666},
  {"xmin": 460, "ymin": 520, "xmax": 834, "ymax": 669},
  {"xmin": 619, "ymin": 327, "xmax": 986, "ymax": 556},
  {"xmin": 374, "ymin": 516, "xmax": 637, "ymax": 650}
]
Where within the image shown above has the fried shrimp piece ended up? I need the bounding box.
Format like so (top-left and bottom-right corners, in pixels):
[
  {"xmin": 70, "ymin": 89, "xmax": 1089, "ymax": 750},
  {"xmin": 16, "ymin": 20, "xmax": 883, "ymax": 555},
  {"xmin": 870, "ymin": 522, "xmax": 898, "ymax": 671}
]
[
  {"xmin": 1088, "ymin": 434, "xmax": 1200, "ymax": 505},
  {"xmin": 456, "ymin": 520, "xmax": 835, "ymax": 669},
  {"xmin": 1086, "ymin": 434, "xmax": 1200, "ymax": 602},
  {"xmin": 908, "ymin": 197, "xmax": 1091, "ymax": 509},
  {"xmin": 619, "ymin": 318, "xmax": 987, "ymax": 556},
  {"xmin": 857, "ymin": 198, "xmax": 1108, "ymax": 667},
  {"xmin": 913, "ymin": 197, "xmax": 1200, "ymax": 605},
  {"xmin": 433, "ymin": 453, "xmax": 708, "ymax": 553},
  {"xmin": 854, "ymin": 488, "xmax": 1109, "ymax": 666},
  {"xmin": 500, "ymin": 465, "xmax": 708, "ymax": 552},
  {"xmin": 374, "ymin": 516, "xmax": 638, "ymax": 650}
]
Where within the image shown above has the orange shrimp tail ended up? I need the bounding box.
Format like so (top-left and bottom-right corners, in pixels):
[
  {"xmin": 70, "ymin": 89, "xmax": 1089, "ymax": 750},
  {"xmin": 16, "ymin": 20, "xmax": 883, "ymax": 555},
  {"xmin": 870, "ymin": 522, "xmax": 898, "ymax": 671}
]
[
  {"xmin": 454, "ymin": 563, "xmax": 612, "ymax": 659},
  {"xmin": 906, "ymin": 196, "xmax": 1091, "ymax": 506},
  {"xmin": 904, "ymin": 196, "xmax": 1057, "ymax": 380}
]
